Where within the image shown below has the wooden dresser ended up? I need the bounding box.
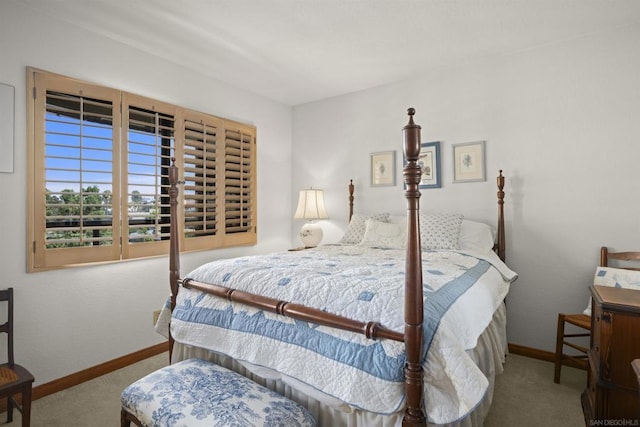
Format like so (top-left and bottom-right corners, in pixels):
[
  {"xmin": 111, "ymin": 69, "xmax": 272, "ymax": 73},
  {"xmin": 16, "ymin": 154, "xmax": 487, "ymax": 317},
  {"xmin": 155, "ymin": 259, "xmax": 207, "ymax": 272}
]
[{"xmin": 582, "ymin": 285, "xmax": 640, "ymax": 424}]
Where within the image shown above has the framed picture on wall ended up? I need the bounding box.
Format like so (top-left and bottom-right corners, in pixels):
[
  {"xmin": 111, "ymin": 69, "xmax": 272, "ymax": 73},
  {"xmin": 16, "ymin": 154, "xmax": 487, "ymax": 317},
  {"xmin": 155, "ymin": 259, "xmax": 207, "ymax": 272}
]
[
  {"xmin": 371, "ymin": 151, "xmax": 396, "ymax": 186},
  {"xmin": 453, "ymin": 141, "xmax": 486, "ymax": 183},
  {"xmin": 417, "ymin": 141, "xmax": 441, "ymax": 189}
]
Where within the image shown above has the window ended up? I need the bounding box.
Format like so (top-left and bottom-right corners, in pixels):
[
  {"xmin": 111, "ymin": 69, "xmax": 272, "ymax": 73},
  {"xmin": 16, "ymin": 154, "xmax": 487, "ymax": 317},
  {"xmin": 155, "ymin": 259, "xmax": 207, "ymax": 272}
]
[{"xmin": 27, "ymin": 68, "xmax": 257, "ymax": 272}]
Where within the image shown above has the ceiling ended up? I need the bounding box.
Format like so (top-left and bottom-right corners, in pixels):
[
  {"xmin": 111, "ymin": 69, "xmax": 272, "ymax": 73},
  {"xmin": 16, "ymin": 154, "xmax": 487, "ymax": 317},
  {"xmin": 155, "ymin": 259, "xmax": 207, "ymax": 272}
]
[{"xmin": 18, "ymin": 0, "xmax": 640, "ymax": 106}]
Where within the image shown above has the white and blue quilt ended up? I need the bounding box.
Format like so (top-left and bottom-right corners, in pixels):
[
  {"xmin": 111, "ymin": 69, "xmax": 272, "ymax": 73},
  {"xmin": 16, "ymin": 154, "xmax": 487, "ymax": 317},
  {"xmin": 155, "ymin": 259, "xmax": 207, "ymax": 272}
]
[{"xmin": 163, "ymin": 244, "xmax": 517, "ymax": 424}]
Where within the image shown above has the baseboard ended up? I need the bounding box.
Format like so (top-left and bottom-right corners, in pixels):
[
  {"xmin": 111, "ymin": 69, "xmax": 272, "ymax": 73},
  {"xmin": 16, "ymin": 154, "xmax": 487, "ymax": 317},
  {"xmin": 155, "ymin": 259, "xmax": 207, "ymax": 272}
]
[
  {"xmin": 33, "ymin": 341, "xmax": 169, "ymax": 401},
  {"xmin": 508, "ymin": 342, "xmax": 587, "ymax": 370}
]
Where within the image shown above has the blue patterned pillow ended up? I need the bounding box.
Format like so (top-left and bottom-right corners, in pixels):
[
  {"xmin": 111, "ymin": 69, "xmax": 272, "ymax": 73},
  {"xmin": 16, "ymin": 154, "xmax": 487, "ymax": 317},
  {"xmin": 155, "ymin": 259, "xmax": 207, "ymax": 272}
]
[
  {"xmin": 419, "ymin": 213, "xmax": 464, "ymax": 250},
  {"xmin": 339, "ymin": 212, "xmax": 390, "ymax": 244}
]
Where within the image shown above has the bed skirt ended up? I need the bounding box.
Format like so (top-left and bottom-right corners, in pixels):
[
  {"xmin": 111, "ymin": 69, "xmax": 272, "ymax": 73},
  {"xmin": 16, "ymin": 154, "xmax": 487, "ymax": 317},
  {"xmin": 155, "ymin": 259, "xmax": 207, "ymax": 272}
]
[{"xmin": 171, "ymin": 303, "xmax": 507, "ymax": 427}]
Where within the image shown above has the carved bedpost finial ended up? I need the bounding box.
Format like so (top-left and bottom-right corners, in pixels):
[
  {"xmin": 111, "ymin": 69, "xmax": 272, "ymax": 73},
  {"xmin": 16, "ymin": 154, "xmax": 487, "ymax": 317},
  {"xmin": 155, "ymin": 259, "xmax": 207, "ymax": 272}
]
[
  {"xmin": 496, "ymin": 170, "xmax": 505, "ymax": 208},
  {"xmin": 407, "ymin": 107, "xmax": 415, "ymax": 124},
  {"xmin": 403, "ymin": 107, "xmax": 423, "ymax": 201},
  {"xmin": 169, "ymin": 157, "xmax": 178, "ymax": 186},
  {"xmin": 496, "ymin": 170, "xmax": 506, "ymax": 262},
  {"xmin": 403, "ymin": 108, "xmax": 421, "ymax": 163},
  {"xmin": 348, "ymin": 179, "xmax": 355, "ymax": 222}
]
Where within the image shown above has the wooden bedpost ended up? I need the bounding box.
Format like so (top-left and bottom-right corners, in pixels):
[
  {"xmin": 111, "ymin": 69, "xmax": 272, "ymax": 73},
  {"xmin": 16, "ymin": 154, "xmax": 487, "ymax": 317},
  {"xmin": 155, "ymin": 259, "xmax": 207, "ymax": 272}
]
[
  {"xmin": 496, "ymin": 170, "xmax": 506, "ymax": 262},
  {"xmin": 402, "ymin": 108, "xmax": 426, "ymax": 426},
  {"xmin": 348, "ymin": 179, "xmax": 354, "ymax": 222},
  {"xmin": 168, "ymin": 159, "xmax": 180, "ymax": 361}
]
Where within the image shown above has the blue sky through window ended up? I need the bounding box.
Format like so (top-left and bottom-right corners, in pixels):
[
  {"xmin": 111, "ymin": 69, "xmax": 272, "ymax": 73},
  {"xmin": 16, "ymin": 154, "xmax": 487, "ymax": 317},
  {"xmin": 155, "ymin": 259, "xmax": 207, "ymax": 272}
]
[{"xmin": 44, "ymin": 110, "xmax": 173, "ymax": 200}]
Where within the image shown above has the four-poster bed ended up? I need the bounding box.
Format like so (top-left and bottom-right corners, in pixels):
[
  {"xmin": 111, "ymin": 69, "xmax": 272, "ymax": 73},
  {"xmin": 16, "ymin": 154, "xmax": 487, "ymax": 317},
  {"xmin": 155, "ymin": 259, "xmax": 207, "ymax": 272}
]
[{"xmin": 161, "ymin": 108, "xmax": 516, "ymax": 426}]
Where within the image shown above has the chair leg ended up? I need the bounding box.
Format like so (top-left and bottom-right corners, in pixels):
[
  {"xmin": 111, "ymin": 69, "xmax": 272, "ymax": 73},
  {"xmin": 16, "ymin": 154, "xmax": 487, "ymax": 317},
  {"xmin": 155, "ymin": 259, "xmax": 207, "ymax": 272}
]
[
  {"xmin": 21, "ymin": 385, "xmax": 32, "ymax": 427},
  {"xmin": 6, "ymin": 394, "xmax": 14, "ymax": 423},
  {"xmin": 554, "ymin": 314, "xmax": 566, "ymax": 383}
]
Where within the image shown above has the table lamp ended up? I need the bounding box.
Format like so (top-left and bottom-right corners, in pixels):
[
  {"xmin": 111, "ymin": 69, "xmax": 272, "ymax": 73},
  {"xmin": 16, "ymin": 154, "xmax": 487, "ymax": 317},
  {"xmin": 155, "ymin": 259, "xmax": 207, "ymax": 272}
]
[{"xmin": 293, "ymin": 189, "xmax": 329, "ymax": 247}]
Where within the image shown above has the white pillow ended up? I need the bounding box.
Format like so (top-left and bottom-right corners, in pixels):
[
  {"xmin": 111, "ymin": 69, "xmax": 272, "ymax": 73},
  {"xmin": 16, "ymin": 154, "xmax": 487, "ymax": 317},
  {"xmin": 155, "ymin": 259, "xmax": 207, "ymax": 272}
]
[
  {"xmin": 584, "ymin": 266, "xmax": 640, "ymax": 315},
  {"xmin": 387, "ymin": 215, "xmax": 406, "ymax": 226},
  {"xmin": 339, "ymin": 212, "xmax": 390, "ymax": 244},
  {"xmin": 458, "ymin": 220, "xmax": 495, "ymax": 251},
  {"xmin": 359, "ymin": 219, "xmax": 406, "ymax": 249},
  {"xmin": 419, "ymin": 213, "xmax": 463, "ymax": 250}
]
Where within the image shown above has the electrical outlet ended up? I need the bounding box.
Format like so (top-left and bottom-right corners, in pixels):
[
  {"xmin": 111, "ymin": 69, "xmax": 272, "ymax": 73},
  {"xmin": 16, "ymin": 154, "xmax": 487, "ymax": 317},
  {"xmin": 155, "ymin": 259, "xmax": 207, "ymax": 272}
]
[{"xmin": 153, "ymin": 310, "xmax": 161, "ymax": 326}]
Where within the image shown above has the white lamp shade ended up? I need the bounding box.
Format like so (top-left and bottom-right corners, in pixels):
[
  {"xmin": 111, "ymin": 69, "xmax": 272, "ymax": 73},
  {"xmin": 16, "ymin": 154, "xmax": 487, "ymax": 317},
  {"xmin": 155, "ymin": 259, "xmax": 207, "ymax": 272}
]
[{"xmin": 294, "ymin": 189, "xmax": 329, "ymax": 220}]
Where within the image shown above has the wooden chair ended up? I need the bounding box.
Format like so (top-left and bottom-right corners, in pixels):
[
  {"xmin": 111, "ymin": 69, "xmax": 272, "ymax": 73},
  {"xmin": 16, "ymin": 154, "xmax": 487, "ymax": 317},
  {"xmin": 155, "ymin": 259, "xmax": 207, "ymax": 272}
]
[
  {"xmin": 554, "ymin": 247, "xmax": 640, "ymax": 383},
  {"xmin": 553, "ymin": 312, "xmax": 591, "ymax": 383},
  {"xmin": 0, "ymin": 288, "xmax": 35, "ymax": 426}
]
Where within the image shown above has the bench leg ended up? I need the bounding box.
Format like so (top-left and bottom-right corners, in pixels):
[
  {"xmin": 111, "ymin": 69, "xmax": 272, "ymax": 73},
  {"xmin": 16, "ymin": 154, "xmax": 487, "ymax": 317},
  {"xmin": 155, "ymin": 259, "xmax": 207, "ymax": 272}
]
[
  {"xmin": 121, "ymin": 408, "xmax": 128, "ymax": 427},
  {"xmin": 121, "ymin": 408, "xmax": 145, "ymax": 427}
]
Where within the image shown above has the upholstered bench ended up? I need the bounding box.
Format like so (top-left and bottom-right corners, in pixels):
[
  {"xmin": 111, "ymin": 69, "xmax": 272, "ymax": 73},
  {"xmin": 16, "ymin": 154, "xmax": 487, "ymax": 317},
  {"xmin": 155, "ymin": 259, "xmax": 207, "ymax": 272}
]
[{"xmin": 121, "ymin": 358, "xmax": 316, "ymax": 426}]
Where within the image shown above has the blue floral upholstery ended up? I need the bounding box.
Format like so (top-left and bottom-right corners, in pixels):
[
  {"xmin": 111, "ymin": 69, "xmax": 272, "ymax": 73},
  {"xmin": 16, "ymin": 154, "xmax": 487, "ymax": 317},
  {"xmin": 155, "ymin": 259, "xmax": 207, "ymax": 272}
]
[{"xmin": 121, "ymin": 358, "xmax": 316, "ymax": 427}]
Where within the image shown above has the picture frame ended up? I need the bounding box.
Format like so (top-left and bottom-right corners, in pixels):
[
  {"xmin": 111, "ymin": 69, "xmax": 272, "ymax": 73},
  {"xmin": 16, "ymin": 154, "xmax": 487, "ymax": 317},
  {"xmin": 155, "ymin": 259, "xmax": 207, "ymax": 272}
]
[
  {"xmin": 417, "ymin": 141, "xmax": 441, "ymax": 189},
  {"xmin": 371, "ymin": 150, "xmax": 396, "ymax": 187},
  {"xmin": 453, "ymin": 141, "xmax": 486, "ymax": 183}
]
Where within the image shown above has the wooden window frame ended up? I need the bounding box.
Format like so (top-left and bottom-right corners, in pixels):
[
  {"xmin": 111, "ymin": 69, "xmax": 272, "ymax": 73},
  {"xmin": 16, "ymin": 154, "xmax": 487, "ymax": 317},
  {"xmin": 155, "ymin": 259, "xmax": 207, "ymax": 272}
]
[{"xmin": 27, "ymin": 68, "xmax": 257, "ymax": 272}]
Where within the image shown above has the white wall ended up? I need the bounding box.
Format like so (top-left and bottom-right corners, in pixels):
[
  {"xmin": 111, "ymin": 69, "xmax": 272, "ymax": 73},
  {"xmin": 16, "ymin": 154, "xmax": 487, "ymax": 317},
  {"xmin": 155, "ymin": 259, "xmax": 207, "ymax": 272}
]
[
  {"xmin": 0, "ymin": 2, "xmax": 293, "ymax": 385},
  {"xmin": 292, "ymin": 24, "xmax": 640, "ymax": 353}
]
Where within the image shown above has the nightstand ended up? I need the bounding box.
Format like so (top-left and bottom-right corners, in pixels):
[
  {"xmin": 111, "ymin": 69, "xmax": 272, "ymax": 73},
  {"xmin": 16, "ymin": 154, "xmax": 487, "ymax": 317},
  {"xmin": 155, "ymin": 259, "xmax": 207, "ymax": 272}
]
[{"xmin": 288, "ymin": 246, "xmax": 313, "ymax": 251}]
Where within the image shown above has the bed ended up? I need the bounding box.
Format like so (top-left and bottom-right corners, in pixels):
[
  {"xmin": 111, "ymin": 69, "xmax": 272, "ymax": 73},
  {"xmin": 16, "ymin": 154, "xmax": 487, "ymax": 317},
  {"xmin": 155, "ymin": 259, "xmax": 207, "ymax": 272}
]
[{"xmin": 157, "ymin": 108, "xmax": 517, "ymax": 426}]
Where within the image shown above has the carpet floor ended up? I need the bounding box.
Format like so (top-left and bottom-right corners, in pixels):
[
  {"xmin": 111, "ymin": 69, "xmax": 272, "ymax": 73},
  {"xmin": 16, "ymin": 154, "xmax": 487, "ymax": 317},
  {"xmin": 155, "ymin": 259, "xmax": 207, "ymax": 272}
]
[{"xmin": 4, "ymin": 352, "xmax": 585, "ymax": 426}]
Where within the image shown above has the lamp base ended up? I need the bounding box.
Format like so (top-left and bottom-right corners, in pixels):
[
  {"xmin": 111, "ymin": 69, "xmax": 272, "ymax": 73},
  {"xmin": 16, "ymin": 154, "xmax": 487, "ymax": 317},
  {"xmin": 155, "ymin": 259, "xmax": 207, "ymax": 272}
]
[{"xmin": 299, "ymin": 222, "xmax": 323, "ymax": 247}]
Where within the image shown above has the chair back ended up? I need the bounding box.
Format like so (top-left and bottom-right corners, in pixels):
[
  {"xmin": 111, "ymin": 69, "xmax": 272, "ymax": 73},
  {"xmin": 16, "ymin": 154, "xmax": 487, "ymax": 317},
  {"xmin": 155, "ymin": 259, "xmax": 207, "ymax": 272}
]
[
  {"xmin": 601, "ymin": 247, "xmax": 640, "ymax": 271},
  {"xmin": 0, "ymin": 288, "xmax": 14, "ymax": 366}
]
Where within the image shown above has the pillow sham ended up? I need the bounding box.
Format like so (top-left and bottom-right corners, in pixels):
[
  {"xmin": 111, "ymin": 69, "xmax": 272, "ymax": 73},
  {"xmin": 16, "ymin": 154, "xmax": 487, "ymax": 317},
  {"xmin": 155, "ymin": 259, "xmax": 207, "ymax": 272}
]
[
  {"xmin": 584, "ymin": 266, "xmax": 640, "ymax": 315},
  {"xmin": 359, "ymin": 219, "xmax": 406, "ymax": 249},
  {"xmin": 458, "ymin": 220, "xmax": 496, "ymax": 251},
  {"xmin": 387, "ymin": 215, "xmax": 406, "ymax": 226},
  {"xmin": 339, "ymin": 212, "xmax": 390, "ymax": 244},
  {"xmin": 420, "ymin": 213, "xmax": 463, "ymax": 250}
]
